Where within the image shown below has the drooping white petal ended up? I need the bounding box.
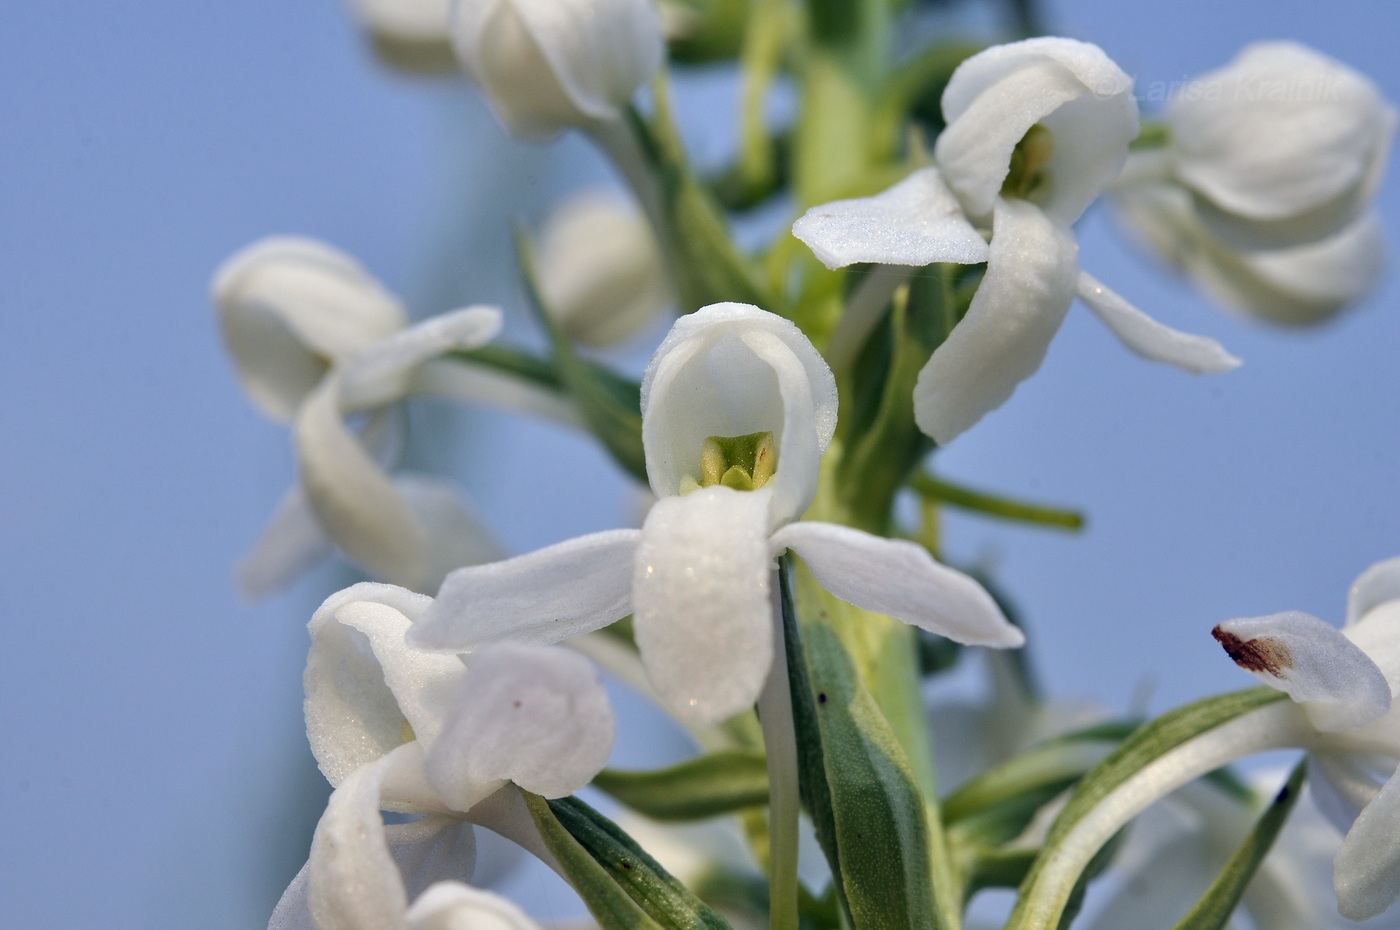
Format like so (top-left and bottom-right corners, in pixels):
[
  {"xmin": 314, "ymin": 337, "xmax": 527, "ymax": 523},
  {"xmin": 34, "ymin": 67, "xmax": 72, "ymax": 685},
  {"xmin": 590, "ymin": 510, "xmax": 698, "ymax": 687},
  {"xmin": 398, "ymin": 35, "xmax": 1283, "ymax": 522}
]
[
  {"xmin": 213, "ymin": 237, "xmax": 408, "ymax": 421},
  {"xmin": 790, "ymin": 168, "xmax": 989, "ymax": 269},
  {"xmin": 633, "ymin": 486, "xmax": 776, "ymax": 727},
  {"xmin": 937, "ymin": 38, "xmax": 1137, "ymax": 225},
  {"xmin": 423, "ymin": 643, "xmax": 615, "ymax": 811},
  {"xmin": 339, "ymin": 307, "xmax": 503, "ymax": 410},
  {"xmin": 406, "ymin": 882, "xmax": 544, "ymax": 930},
  {"xmin": 1169, "ymin": 41, "xmax": 1396, "ymax": 248},
  {"xmin": 1309, "ymin": 752, "xmax": 1382, "ymax": 835},
  {"xmin": 236, "ymin": 486, "xmax": 333, "ymax": 601},
  {"xmin": 410, "ymin": 530, "xmax": 642, "ymax": 652},
  {"xmin": 1075, "ymin": 271, "xmax": 1240, "ymax": 373},
  {"xmin": 395, "ymin": 476, "xmax": 504, "ymax": 595},
  {"xmin": 771, "ymin": 521, "xmax": 1023, "ymax": 648},
  {"xmin": 1335, "ymin": 764, "xmax": 1400, "ymax": 921},
  {"xmin": 296, "ymin": 375, "xmax": 431, "ymax": 589},
  {"xmin": 1214, "ymin": 612, "xmax": 1391, "ymax": 732},
  {"xmin": 640, "ymin": 304, "xmax": 837, "ymax": 518},
  {"xmin": 1348, "ymin": 556, "xmax": 1400, "ymax": 627},
  {"xmin": 913, "ymin": 197, "xmax": 1079, "ymax": 444}
]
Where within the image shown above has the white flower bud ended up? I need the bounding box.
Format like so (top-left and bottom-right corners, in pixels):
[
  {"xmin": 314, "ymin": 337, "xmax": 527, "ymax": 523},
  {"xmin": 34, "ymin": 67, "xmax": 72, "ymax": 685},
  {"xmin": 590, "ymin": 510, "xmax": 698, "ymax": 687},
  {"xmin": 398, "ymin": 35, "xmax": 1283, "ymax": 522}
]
[
  {"xmin": 536, "ymin": 189, "xmax": 670, "ymax": 348},
  {"xmin": 450, "ymin": 0, "xmax": 665, "ymax": 140},
  {"xmin": 1167, "ymin": 41, "xmax": 1396, "ymax": 251}
]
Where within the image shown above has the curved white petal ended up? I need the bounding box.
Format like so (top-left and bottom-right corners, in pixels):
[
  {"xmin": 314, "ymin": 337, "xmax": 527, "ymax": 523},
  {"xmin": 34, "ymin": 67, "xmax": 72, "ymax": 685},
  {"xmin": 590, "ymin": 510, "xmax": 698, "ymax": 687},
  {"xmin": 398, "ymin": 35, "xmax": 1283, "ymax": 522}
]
[
  {"xmin": 237, "ymin": 486, "xmax": 333, "ymax": 601},
  {"xmin": 423, "ymin": 643, "xmax": 615, "ymax": 811},
  {"xmin": 395, "ymin": 476, "xmax": 505, "ymax": 595},
  {"xmin": 1310, "ymin": 752, "xmax": 1381, "ymax": 835},
  {"xmin": 938, "ymin": 38, "xmax": 1137, "ymax": 225},
  {"xmin": 913, "ymin": 198, "xmax": 1079, "ymax": 444},
  {"xmin": 410, "ymin": 530, "xmax": 642, "ymax": 652},
  {"xmin": 771, "ymin": 521, "xmax": 1023, "ymax": 648},
  {"xmin": 790, "ymin": 168, "xmax": 989, "ymax": 269},
  {"xmin": 296, "ymin": 376, "xmax": 432, "ymax": 589},
  {"xmin": 1076, "ymin": 271, "xmax": 1240, "ymax": 373},
  {"xmin": 347, "ymin": 0, "xmax": 452, "ymax": 41},
  {"xmin": 1336, "ymin": 765, "xmax": 1400, "ymax": 921},
  {"xmin": 1346, "ymin": 600, "xmax": 1400, "ymax": 692},
  {"xmin": 339, "ymin": 307, "xmax": 503, "ymax": 411},
  {"xmin": 1214, "ymin": 612, "xmax": 1391, "ymax": 732},
  {"xmin": 406, "ymin": 882, "xmax": 544, "ymax": 930},
  {"xmin": 1349, "ymin": 556, "xmax": 1400, "ymax": 627},
  {"xmin": 1170, "ymin": 41, "xmax": 1395, "ymax": 241},
  {"xmin": 268, "ymin": 860, "xmax": 314, "ymax": 930},
  {"xmin": 213, "ymin": 236, "xmax": 407, "ymax": 421},
  {"xmin": 641, "ymin": 304, "xmax": 837, "ymax": 515},
  {"xmin": 633, "ymin": 487, "xmax": 776, "ymax": 727}
]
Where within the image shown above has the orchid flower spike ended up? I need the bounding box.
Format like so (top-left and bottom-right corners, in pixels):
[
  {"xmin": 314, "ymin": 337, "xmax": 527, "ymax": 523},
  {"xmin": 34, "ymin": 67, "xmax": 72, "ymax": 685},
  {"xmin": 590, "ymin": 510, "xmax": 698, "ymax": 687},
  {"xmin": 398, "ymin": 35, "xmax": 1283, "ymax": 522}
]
[
  {"xmin": 1114, "ymin": 41, "xmax": 1395, "ymax": 325},
  {"xmin": 341, "ymin": 0, "xmax": 457, "ymax": 74},
  {"xmin": 793, "ymin": 37, "xmax": 1240, "ymax": 445},
  {"xmin": 450, "ymin": 0, "xmax": 665, "ymax": 141},
  {"xmin": 270, "ymin": 582, "xmax": 615, "ymax": 930},
  {"xmin": 411, "ymin": 303, "xmax": 1023, "ymax": 728},
  {"xmin": 214, "ymin": 237, "xmax": 520, "ymax": 597}
]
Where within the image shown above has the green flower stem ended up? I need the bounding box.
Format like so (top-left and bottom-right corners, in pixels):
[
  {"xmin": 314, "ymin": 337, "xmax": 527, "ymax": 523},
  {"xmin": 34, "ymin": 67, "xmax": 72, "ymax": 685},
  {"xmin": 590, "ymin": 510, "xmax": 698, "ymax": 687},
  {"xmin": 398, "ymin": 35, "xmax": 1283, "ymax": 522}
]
[
  {"xmin": 736, "ymin": 0, "xmax": 790, "ymax": 203},
  {"xmin": 758, "ymin": 576, "xmax": 801, "ymax": 930},
  {"xmin": 908, "ymin": 473, "xmax": 1085, "ymax": 531}
]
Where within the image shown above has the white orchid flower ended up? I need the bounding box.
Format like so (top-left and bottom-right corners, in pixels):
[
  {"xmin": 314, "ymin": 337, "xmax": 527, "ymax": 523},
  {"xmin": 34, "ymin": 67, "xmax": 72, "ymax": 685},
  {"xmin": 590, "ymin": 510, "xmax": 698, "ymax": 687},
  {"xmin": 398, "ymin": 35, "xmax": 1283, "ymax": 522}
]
[
  {"xmin": 792, "ymin": 38, "xmax": 1239, "ymax": 445},
  {"xmin": 215, "ymin": 236, "xmax": 578, "ymax": 596},
  {"xmin": 536, "ymin": 188, "xmax": 671, "ymax": 348},
  {"xmin": 410, "ymin": 303, "xmax": 1023, "ymax": 728},
  {"xmin": 449, "ymin": 0, "xmax": 665, "ymax": 141},
  {"xmin": 270, "ymin": 582, "xmax": 615, "ymax": 930}
]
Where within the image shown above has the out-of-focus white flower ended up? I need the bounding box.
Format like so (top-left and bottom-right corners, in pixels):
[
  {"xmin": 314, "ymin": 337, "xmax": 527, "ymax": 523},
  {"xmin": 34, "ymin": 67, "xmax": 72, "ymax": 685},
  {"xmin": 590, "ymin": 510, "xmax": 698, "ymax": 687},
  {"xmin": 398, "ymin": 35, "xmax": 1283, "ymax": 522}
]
[
  {"xmin": 1114, "ymin": 42, "xmax": 1395, "ymax": 325},
  {"xmin": 270, "ymin": 582, "xmax": 615, "ymax": 930},
  {"xmin": 410, "ymin": 304, "xmax": 1023, "ymax": 728},
  {"xmin": 793, "ymin": 38, "xmax": 1238, "ymax": 445},
  {"xmin": 450, "ymin": 0, "xmax": 665, "ymax": 140},
  {"xmin": 341, "ymin": 0, "xmax": 458, "ymax": 74},
  {"xmin": 536, "ymin": 189, "xmax": 671, "ymax": 348},
  {"xmin": 215, "ymin": 237, "xmax": 581, "ymax": 597}
]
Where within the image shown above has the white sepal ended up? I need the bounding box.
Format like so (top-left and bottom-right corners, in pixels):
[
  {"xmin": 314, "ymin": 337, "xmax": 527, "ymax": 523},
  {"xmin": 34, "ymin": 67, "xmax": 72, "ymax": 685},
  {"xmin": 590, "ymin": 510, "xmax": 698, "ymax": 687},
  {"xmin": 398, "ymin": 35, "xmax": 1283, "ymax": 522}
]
[
  {"xmin": 339, "ymin": 306, "xmax": 503, "ymax": 410},
  {"xmin": 405, "ymin": 882, "xmax": 544, "ymax": 930},
  {"xmin": 1215, "ymin": 612, "xmax": 1392, "ymax": 732},
  {"xmin": 423, "ymin": 643, "xmax": 616, "ymax": 811},
  {"xmin": 237, "ymin": 487, "xmax": 334, "ymax": 601},
  {"xmin": 1335, "ymin": 765, "xmax": 1400, "ymax": 921},
  {"xmin": 1075, "ymin": 271, "xmax": 1240, "ymax": 373},
  {"xmin": 790, "ymin": 168, "xmax": 989, "ymax": 270},
  {"xmin": 633, "ymin": 487, "xmax": 776, "ymax": 727},
  {"xmin": 771, "ymin": 521, "xmax": 1023, "ymax": 648},
  {"xmin": 1348, "ymin": 556, "xmax": 1400, "ymax": 627}
]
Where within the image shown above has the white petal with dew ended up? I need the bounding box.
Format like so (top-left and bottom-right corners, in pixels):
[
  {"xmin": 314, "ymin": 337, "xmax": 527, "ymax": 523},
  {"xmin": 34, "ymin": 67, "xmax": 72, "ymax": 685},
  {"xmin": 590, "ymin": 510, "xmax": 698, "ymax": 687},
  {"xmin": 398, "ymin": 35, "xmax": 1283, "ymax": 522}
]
[
  {"xmin": 411, "ymin": 530, "xmax": 642, "ymax": 652},
  {"xmin": 791, "ymin": 167, "xmax": 988, "ymax": 269},
  {"xmin": 1215, "ymin": 612, "xmax": 1391, "ymax": 732},
  {"xmin": 1336, "ymin": 765, "xmax": 1400, "ymax": 921},
  {"xmin": 406, "ymin": 882, "xmax": 544, "ymax": 930},
  {"xmin": 423, "ymin": 643, "xmax": 615, "ymax": 811},
  {"xmin": 236, "ymin": 486, "xmax": 333, "ymax": 601},
  {"xmin": 340, "ymin": 306, "xmax": 502, "ymax": 410},
  {"xmin": 771, "ymin": 521, "xmax": 1022, "ymax": 647},
  {"xmin": 1076, "ymin": 271, "xmax": 1240, "ymax": 373},
  {"xmin": 913, "ymin": 198, "xmax": 1079, "ymax": 444},
  {"xmin": 1349, "ymin": 556, "xmax": 1400, "ymax": 627},
  {"xmin": 633, "ymin": 487, "xmax": 776, "ymax": 727}
]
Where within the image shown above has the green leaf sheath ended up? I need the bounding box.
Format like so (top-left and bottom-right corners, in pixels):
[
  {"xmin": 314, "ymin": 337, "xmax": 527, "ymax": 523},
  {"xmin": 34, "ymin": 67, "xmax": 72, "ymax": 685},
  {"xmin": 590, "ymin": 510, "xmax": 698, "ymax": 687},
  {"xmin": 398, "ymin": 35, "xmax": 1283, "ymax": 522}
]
[{"xmin": 592, "ymin": 750, "xmax": 771, "ymax": 821}]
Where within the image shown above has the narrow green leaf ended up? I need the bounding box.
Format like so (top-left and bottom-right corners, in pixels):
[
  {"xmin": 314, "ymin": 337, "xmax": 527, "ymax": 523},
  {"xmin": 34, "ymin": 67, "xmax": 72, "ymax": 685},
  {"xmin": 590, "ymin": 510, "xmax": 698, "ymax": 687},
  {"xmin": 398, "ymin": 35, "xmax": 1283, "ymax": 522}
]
[
  {"xmin": 1171, "ymin": 761, "xmax": 1307, "ymax": 930},
  {"xmin": 592, "ymin": 750, "xmax": 770, "ymax": 821},
  {"xmin": 444, "ymin": 344, "xmax": 562, "ymax": 390},
  {"xmin": 523, "ymin": 792, "xmax": 667, "ymax": 930},
  {"xmin": 780, "ymin": 561, "xmax": 944, "ymax": 930},
  {"xmin": 545, "ymin": 796, "xmax": 733, "ymax": 930},
  {"xmin": 909, "ymin": 473, "xmax": 1085, "ymax": 532}
]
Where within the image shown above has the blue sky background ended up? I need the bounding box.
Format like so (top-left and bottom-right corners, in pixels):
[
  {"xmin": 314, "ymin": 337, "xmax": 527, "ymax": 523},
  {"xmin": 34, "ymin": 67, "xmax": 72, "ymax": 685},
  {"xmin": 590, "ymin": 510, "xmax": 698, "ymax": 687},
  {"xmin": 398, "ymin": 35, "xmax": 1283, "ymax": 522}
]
[{"xmin": 3, "ymin": 0, "xmax": 1399, "ymax": 926}]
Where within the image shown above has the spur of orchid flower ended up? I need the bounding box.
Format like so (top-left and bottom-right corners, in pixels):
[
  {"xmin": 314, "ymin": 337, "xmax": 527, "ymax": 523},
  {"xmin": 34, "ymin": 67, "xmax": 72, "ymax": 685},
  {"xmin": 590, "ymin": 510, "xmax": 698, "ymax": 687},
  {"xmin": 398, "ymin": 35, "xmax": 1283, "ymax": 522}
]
[
  {"xmin": 792, "ymin": 37, "xmax": 1239, "ymax": 444},
  {"xmin": 270, "ymin": 582, "xmax": 615, "ymax": 929},
  {"xmin": 409, "ymin": 302, "xmax": 1023, "ymax": 727}
]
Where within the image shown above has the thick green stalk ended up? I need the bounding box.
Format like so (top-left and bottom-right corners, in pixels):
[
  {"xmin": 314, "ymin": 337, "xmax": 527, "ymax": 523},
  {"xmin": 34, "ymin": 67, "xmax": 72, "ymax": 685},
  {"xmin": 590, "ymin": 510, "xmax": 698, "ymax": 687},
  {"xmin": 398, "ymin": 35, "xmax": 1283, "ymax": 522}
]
[{"xmin": 758, "ymin": 579, "xmax": 801, "ymax": 930}]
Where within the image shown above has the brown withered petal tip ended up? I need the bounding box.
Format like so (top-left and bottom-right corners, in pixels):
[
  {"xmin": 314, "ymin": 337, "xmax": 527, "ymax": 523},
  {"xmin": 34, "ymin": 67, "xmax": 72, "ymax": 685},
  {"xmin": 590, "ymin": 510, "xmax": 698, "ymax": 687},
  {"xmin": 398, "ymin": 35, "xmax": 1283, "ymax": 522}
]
[{"xmin": 1212, "ymin": 625, "xmax": 1294, "ymax": 677}]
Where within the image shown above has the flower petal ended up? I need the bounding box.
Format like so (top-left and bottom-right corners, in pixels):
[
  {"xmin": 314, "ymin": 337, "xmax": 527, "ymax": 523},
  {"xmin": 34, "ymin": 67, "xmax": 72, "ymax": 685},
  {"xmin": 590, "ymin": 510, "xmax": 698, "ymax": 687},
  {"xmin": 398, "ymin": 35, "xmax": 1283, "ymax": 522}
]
[
  {"xmin": 406, "ymin": 882, "xmax": 544, "ymax": 930},
  {"xmin": 913, "ymin": 198, "xmax": 1079, "ymax": 444},
  {"xmin": 1309, "ymin": 752, "xmax": 1380, "ymax": 835},
  {"xmin": 409, "ymin": 530, "xmax": 642, "ymax": 652},
  {"xmin": 423, "ymin": 643, "xmax": 615, "ymax": 811},
  {"xmin": 1348, "ymin": 556, "xmax": 1400, "ymax": 627},
  {"xmin": 938, "ymin": 38, "xmax": 1137, "ymax": 225},
  {"xmin": 339, "ymin": 306, "xmax": 503, "ymax": 410},
  {"xmin": 1076, "ymin": 271, "xmax": 1240, "ymax": 373},
  {"xmin": 790, "ymin": 167, "xmax": 989, "ymax": 269},
  {"xmin": 633, "ymin": 486, "xmax": 775, "ymax": 726},
  {"xmin": 1335, "ymin": 764, "xmax": 1400, "ymax": 921},
  {"xmin": 394, "ymin": 476, "xmax": 505, "ymax": 595},
  {"xmin": 236, "ymin": 486, "xmax": 334, "ymax": 600},
  {"xmin": 213, "ymin": 236, "xmax": 407, "ymax": 421},
  {"xmin": 771, "ymin": 521, "xmax": 1023, "ymax": 647},
  {"xmin": 385, "ymin": 817, "xmax": 478, "ymax": 907},
  {"xmin": 1213, "ymin": 612, "xmax": 1391, "ymax": 732}
]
